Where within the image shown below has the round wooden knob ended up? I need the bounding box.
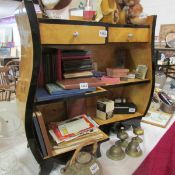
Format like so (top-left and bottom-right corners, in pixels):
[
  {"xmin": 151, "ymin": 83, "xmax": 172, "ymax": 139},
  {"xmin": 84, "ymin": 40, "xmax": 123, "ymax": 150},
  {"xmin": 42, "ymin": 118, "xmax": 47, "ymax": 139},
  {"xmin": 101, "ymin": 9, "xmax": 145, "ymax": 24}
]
[
  {"xmin": 128, "ymin": 33, "xmax": 134, "ymax": 38},
  {"xmin": 73, "ymin": 32, "xmax": 80, "ymax": 37}
]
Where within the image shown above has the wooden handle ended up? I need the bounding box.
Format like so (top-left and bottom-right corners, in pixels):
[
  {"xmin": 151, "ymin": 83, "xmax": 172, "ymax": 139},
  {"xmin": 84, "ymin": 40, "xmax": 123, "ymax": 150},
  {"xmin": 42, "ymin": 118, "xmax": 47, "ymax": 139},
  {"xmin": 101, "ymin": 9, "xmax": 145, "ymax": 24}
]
[{"xmin": 68, "ymin": 139, "xmax": 98, "ymax": 167}]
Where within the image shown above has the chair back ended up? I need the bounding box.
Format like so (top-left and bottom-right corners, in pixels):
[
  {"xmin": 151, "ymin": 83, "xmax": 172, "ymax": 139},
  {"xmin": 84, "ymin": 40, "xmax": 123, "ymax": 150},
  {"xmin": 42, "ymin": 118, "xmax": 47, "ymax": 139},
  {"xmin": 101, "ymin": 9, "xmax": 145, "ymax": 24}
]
[
  {"xmin": 0, "ymin": 67, "xmax": 10, "ymax": 89},
  {"xmin": 0, "ymin": 67, "xmax": 12, "ymax": 101}
]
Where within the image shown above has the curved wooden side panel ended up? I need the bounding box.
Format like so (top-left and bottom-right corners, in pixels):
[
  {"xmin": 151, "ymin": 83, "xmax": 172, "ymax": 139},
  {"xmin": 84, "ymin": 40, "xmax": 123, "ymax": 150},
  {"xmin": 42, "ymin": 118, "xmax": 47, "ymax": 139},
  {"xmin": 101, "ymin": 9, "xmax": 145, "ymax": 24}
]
[
  {"xmin": 15, "ymin": 0, "xmax": 42, "ymax": 162},
  {"xmin": 15, "ymin": 2, "xmax": 33, "ymax": 122}
]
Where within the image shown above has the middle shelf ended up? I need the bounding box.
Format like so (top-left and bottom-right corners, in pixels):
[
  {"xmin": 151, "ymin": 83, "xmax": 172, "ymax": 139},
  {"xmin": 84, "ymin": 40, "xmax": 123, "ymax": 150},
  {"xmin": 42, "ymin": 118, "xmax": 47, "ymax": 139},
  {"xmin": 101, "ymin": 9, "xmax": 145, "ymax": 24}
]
[
  {"xmin": 35, "ymin": 78, "xmax": 150, "ymax": 105},
  {"xmin": 92, "ymin": 112, "xmax": 143, "ymax": 125}
]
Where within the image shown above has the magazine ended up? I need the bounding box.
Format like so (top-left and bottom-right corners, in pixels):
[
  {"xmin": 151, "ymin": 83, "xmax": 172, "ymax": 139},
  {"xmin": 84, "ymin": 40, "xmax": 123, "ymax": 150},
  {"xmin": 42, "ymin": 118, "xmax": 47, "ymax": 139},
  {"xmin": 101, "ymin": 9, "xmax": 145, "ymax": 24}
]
[{"xmin": 49, "ymin": 114, "xmax": 98, "ymax": 144}]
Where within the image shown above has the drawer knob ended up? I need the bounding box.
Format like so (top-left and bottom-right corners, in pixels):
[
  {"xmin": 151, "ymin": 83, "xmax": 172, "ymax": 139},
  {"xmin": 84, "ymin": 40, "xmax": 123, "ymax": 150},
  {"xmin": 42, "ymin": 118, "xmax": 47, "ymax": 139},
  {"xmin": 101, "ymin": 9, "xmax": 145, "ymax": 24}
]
[
  {"xmin": 73, "ymin": 32, "xmax": 80, "ymax": 37},
  {"xmin": 128, "ymin": 33, "xmax": 134, "ymax": 38}
]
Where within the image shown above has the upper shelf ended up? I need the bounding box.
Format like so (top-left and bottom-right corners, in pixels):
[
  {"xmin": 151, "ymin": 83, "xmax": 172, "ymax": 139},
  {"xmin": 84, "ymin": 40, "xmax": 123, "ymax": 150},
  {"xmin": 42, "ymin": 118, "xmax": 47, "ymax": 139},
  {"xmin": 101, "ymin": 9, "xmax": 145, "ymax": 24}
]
[
  {"xmin": 38, "ymin": 18, "xmax": 150, "ymax": 45},
  {"xmin": 38, "ymin": 18, "xmax": 150, "ymax": 28}
]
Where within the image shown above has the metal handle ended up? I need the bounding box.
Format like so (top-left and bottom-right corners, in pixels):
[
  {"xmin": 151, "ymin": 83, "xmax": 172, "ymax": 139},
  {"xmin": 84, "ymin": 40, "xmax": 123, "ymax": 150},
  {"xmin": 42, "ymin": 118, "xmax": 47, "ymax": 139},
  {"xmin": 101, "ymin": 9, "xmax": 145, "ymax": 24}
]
[{"xmin": 73, "ymin": 32, "xmax": 80, "ymax": 37}]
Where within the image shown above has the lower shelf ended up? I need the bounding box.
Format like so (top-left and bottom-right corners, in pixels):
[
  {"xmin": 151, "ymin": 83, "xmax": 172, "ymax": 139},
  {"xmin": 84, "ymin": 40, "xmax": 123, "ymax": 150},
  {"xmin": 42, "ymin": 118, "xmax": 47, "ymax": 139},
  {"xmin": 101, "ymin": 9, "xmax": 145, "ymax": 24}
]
[
  {"xmin": 45, "ymin": 128, "xmax": 108, "ymax": 159},
  {"xmin": 92, "ymin": 112, "xmax": 143, "ymax": 125}
]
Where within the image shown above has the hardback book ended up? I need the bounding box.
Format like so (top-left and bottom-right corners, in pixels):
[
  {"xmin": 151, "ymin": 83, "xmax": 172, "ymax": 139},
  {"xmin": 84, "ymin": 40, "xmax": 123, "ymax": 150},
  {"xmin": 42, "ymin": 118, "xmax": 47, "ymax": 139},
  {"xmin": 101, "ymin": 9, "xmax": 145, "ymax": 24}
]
[
  {"xmin": 63, "ymin": 65, "xmax": 93, "ymax": 72},
  {"xmin": 56, "ymin": 77, "xmax": 105, "ymax": 90},
  {"xmin": 33, "ymin": 113, "xmax": 48, "ymax": 157},
  {"xmin": 45, "ymin": 83, "xmax": 65, "ymax": 95},
  {"xmin": 35, "ymin": 111, "xmax": 53, "ymax": 156},
  {"xmin": 45, "ymin": 83, "xmax": 96, "ymax": 95},
  {"xmin": 135, "ymin": 65, "xmax": 148, "ymax": 79},
  {"xmin": 101, "ymin": 76, "xmax": 120, "ymax": 85},
  {"xmin": 107, "ymin": 68, "xmax": 129, "ymax": 78},
  {"xmin": 63, "ymin": 59, "xmax": 92, "ymax": 67},
  {"xmin": 57, "ymin": 49, "xmax": 62, "ymax": 81},
  {"xmin": 35, "ymin": 86, "xmax": 96, "ymax": 102},
  {"xmin": 62, "ymin": 55, "xmax": 91, "ymax": 60},
  {"xmin": 62, "ymin": 50, "xmax": 90, "ymax": 57},
  {"xmin": 63, "ymin": 71, "xmax": 93, "ymax": 79}
]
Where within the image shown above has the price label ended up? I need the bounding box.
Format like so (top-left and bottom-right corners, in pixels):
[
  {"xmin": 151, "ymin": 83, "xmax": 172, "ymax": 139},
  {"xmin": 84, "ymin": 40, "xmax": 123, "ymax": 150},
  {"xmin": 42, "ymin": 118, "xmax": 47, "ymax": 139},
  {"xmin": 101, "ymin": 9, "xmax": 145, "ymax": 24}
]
[
  {"xmin": 99, "ymin": 30, "xmax": 108, "ymax": 38},
  {"xmin": 80, "ymin": 83, "xmax": 88, "ymax": 89},
  {"xmin": 129, "ymin": 108, "xmax": 135, "ymax": 113},
  {"xmin": 90, "ymin": 163, "xmax": 100, "ymax": 174}
]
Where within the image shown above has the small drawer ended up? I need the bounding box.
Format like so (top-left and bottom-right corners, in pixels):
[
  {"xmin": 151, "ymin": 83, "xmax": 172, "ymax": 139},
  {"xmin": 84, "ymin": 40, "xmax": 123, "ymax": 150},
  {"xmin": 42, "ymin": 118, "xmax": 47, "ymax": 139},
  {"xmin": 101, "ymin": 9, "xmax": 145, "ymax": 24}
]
[
  {"xmin": 40, "ymin": 24, "xmax": 106, "ymax": 44},
  {"xmin": 108, "ymin": 27, "xmax": 150, "ymax": 43}
]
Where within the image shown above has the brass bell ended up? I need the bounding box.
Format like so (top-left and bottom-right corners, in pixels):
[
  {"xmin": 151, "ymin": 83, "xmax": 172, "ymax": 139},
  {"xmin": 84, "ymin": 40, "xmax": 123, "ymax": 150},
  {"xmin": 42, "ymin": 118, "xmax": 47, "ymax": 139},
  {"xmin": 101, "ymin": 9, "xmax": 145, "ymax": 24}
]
[
  {"xmin": 125, "ymin": 137, "xmax": 142, "ymax": 157},
  {"xmin": 116, "ymin": 127, "xmax": 128, "ymax": 148},
  {"xmin": 133, "ymin": 126, "xmax": 144, "ymax": 143},
  {"xmin": 106, "ymin": 142, "xmax": 125, "ymax": 161}
]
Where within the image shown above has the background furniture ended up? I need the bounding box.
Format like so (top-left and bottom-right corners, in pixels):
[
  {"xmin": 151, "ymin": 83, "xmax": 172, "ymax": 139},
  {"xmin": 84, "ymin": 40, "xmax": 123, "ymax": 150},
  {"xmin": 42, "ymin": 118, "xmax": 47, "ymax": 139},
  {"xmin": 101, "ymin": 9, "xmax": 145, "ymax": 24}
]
[
  {"xmin": 0, "ymin": 66, "xmax": 15, "ymax": 101},
  {"xmin": 154, "ymin": 47, "xmax": 175, "ymax": 79},
  {"xmin": 15, "ymin": 0, "xmax": 156, "ymax": 174}
]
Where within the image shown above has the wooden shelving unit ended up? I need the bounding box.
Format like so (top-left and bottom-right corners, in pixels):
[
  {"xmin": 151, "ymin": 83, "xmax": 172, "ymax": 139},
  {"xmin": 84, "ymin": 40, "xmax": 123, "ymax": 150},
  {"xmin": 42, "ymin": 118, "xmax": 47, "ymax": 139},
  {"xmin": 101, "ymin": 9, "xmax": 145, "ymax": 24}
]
[{"xmin": 15, "ymin": 1, "xmax": 156, "ymax": 173}]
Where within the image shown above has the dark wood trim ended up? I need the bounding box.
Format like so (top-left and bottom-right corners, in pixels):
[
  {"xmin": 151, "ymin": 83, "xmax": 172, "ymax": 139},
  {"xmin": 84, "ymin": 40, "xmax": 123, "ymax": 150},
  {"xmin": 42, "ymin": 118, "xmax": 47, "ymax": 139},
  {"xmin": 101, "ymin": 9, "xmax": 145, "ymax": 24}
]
[
  {"xmin": 38, "ymin": 18, "xmax": 150, "ymax": 28},
  {"xmin": 23, "ymin": 0, "xmax": 43, "ymax": 163},
  {"xmin": 144, "ymin": 15, "xmax": 157, "ymax": 117}
]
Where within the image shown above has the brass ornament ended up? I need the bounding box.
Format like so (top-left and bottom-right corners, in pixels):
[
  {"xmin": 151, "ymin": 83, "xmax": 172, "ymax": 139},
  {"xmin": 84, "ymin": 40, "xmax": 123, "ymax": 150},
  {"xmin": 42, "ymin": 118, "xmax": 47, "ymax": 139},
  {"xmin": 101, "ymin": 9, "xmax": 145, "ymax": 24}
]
[
  {"xmin": 106, "ymin": 142, "xmax": 125, "ymax": 161},
  {"xmin": 133, "ymin": 127, "xmax": 144, "ymax": 136},
  {"xmin": 61, "ymin": 140, "xmax": 103, "ymax": 175},
  {"xmin": 116, "ymin": 127, "xmax": 129, "ymax": 148},
  {"xmin": 125, "ymin": 137, "xmax": 142, "ymax": 157}
]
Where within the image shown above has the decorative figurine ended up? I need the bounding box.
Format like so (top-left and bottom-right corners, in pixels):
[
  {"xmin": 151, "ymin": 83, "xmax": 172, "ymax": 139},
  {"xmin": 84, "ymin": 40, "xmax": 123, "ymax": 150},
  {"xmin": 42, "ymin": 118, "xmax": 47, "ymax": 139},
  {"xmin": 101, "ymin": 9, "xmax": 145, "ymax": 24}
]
[{"xmin": 101, "ymin": 0, "xmax": 120, "ymax": 24}]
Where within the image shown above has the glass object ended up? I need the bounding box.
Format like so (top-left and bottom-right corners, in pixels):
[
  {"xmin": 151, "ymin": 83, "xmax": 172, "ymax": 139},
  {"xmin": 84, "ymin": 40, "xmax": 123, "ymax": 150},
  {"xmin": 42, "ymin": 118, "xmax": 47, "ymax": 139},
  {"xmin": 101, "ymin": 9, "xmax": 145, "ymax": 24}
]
[
  {"xmin": 83, "ymin": 0, "xmax": 95, "ymax": 20},
  {"xmin": 0, "ymin": 103, "xmax": 22, "ymax": 138},
  {"xmin": 0, "ymin": 151, "xmax": 17, "ymax": 175}
]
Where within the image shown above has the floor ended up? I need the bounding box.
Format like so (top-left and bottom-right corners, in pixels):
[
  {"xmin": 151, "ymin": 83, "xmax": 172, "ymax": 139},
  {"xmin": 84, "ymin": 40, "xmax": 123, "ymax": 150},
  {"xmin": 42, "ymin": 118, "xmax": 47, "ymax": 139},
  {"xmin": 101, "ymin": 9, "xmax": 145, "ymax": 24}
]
[{"xmin": 0, "ymin": 78, "xmax": 175, "ymax": 175}]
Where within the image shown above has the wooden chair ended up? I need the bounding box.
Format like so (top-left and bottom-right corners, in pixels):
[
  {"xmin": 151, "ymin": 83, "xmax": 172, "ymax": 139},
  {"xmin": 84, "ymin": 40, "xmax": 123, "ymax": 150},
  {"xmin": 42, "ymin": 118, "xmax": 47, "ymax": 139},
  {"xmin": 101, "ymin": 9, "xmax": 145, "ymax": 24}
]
[
  {"xmin": 0, "ymin": 66, "xmax": 14, "ymax": 101},
  {"xmin": 5, "ymin": 60, "xmax": 20, "ymax": 91}
]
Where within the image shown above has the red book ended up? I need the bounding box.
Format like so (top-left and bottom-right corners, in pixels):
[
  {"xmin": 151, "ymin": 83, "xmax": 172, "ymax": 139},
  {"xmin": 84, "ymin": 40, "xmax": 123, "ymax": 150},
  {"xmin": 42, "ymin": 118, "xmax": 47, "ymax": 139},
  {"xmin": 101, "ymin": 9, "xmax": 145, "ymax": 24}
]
[
  {"xmin": 56, "ymin": 77, "xmax": 105, "ymax": 90},
  {"xmin": 101, "ymin": 76, "xmax": 120, "ymax": 85},
  {"xmin": 57, "ymin": 49, "xmax": 62, "ymax": 81},
  {"xmin": 37, "ymin": 60, "xmax": 44, "ymax": 87}
]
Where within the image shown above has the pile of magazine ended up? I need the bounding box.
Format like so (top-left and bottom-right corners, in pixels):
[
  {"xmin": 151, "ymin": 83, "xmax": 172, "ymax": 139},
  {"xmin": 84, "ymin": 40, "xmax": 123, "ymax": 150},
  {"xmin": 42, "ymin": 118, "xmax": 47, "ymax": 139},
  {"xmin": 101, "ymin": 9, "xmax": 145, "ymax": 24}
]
[{"xmin": 48, "ymin": 114, "xmax": 99, "ymax": 144}]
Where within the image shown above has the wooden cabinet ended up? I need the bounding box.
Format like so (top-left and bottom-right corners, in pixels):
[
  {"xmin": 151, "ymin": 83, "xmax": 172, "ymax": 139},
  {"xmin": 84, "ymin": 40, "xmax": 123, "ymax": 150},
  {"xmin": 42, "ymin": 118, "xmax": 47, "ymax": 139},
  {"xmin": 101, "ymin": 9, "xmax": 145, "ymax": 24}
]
[{"xmin": 15, "ymin": 1, "xmax": 156, "ymax": 172}]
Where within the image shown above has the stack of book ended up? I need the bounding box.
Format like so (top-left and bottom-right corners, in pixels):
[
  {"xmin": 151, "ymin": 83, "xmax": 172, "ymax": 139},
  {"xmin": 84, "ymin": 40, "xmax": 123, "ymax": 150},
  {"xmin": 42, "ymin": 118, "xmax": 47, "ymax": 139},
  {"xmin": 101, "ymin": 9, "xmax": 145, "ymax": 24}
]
[
  {"xmin": 62, "ymin": 50, "xmax": 93, "ymax": 79},
  {"xmin": 48, "ymin": 114, "xmax": 99, "ymax": 144}
]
